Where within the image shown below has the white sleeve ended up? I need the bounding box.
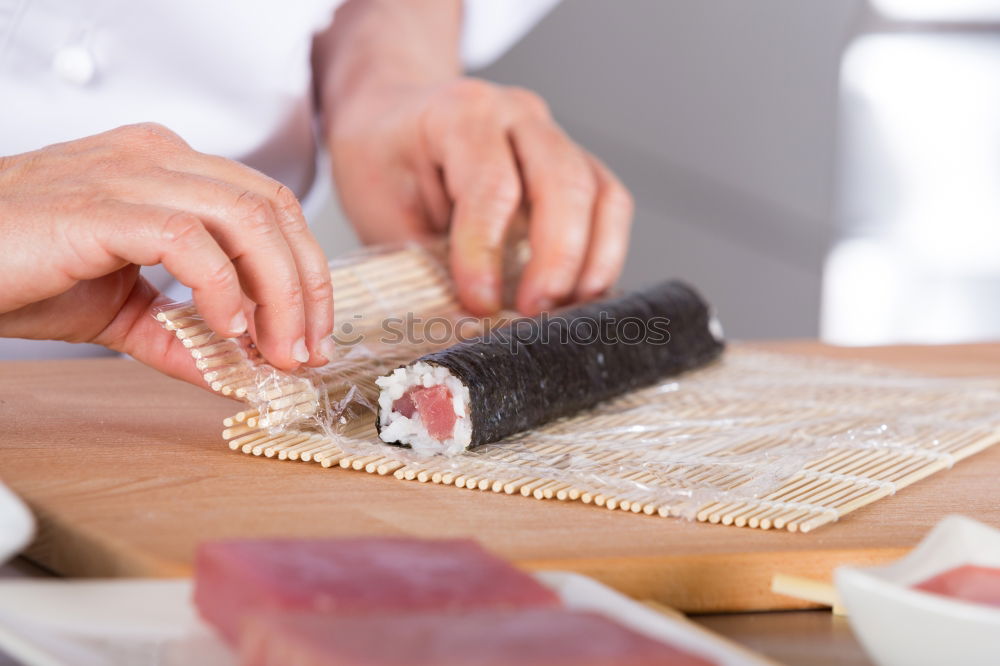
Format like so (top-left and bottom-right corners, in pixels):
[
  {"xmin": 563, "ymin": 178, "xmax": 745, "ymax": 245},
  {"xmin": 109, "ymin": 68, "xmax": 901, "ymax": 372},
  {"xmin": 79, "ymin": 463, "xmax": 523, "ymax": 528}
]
[{"xmin": 460, "ymin": 0, "xmax": 561, "ymax": 71}]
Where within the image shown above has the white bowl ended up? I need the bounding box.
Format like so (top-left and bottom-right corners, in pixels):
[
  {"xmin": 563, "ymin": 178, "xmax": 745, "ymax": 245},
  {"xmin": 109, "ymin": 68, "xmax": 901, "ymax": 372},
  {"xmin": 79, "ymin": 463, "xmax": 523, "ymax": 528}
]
[
  {"xmin": 0, "ymin": 480, "xmax": 33, "ymax": 565},
  {"xmin": 836, "ymin": 515, "xmax": 1000, "ymax": 666}
]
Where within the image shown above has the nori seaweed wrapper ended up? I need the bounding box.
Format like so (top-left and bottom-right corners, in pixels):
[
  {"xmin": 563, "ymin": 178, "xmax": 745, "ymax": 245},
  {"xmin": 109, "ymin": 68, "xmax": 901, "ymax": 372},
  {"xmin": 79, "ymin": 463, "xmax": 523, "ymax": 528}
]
[{"xmin": 379, "ymin": 280, "xmax": 724, "ymax": 448}]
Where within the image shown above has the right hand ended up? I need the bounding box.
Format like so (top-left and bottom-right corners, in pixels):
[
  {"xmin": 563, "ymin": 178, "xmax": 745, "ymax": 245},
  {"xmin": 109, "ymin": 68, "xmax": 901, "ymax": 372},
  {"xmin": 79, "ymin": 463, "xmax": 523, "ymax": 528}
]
[{"xmin": 0, "ymin": 123, "xmax": 334, "ymax": 384}]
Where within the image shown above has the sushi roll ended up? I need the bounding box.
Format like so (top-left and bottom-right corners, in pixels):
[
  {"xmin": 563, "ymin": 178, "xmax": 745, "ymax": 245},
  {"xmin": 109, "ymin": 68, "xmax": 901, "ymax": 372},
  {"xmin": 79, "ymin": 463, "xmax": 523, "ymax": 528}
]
[{"xmin": 376, "ymin": 280, "xmax": 724, "ymax": 455}]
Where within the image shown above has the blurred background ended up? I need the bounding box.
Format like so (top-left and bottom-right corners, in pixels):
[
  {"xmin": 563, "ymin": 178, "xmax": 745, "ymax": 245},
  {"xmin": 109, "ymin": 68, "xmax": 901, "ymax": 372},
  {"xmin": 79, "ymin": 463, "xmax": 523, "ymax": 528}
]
[{"xmin": 315, "ymin": 0, "xmax": 1000, "ymax": 344}]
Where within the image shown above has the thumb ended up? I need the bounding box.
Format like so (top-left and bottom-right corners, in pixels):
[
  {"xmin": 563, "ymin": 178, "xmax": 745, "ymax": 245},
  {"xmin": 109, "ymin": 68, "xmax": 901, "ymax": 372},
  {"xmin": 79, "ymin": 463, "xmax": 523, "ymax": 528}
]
[{"xmin": 92, "ymin": 276, "xmax": 211, "ymax": 389}]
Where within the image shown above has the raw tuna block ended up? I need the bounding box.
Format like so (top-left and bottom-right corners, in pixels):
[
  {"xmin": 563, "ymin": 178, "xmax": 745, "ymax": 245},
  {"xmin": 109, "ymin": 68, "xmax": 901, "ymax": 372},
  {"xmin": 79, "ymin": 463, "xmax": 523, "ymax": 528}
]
[
  {"xmin": 240, "ymin": 608, "xmax": 717, "ymax": 666},
  {"xmin": 194, "ymin": 538, "xmax": 559, "ymax": 645}
]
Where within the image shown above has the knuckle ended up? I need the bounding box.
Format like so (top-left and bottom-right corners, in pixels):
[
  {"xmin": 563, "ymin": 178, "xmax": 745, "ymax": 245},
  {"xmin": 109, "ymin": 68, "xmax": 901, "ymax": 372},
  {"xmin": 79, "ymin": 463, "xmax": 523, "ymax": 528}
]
[
  {"xmin": 273, "ymin": 183, "xmax": 301, "ymax": 212},
  {"xmin": 425, "ymin": 79, "xmax": 501, "ymax": 139},
  {"xmin": 474, "ymin": 170, "xmax": 521, "ymax": 212},
  {"xmin": 551, "ymin": 167, "xmax": 597, "ymax": 206},
  {"xmin": 447, "ymin": 78, "xmax": 496, "ymax": 106},
  {"xmin": 234, "ymin": 192, "xmax": 277, "ymax": 235},
  {"xmin": 302, "ymin": 270, "xmax": 333, "ymax": 305},
  {"xmin": 272, "ymin": 184, "xmax": 307, "ymax": 227},
  {"xmin": 161, "ymin": 212, "xmax": 205, "ymax": 247},
  {"xmin": 119, "ymin": 122, "xmax": 183, "ymax": 147},
  {"xmin": 278, "ymin": 279, "xmax": 305, "ymax": 307},
  {"xmin": 205, "ymin": 260, "xmax": 238, "ymax": 291},
  {"xmin": 507, "ymin": 86, "xmax": 550, "ymax": 118}
]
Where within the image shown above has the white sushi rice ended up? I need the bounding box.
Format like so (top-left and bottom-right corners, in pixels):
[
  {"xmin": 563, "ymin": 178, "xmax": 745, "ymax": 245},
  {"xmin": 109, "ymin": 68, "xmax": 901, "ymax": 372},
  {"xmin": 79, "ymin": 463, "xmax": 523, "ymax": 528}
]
[
  {"xmin": 708, "ymin": 312, "xmax": 725, "ymax": 342},
  {"xmin": 375, "ymin": 361, "xmax": 472, "ymax": 455}
]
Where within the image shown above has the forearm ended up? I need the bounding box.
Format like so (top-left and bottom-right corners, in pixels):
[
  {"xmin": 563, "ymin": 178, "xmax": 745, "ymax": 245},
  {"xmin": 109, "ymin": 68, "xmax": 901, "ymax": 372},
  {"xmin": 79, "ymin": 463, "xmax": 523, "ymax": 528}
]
[{"xmin": 313, "ymin": 0, "xmax": 463, "ymax": 137}]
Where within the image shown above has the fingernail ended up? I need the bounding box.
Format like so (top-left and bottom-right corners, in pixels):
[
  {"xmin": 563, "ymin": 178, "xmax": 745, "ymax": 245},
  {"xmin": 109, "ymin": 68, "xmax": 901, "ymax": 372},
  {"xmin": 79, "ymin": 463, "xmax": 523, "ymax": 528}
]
[
  {"xmin": 535, "ymin": 297, "xmax": 555, "ymax": 313},
  {"xmin": 579, "ymin": 281, "xmax": 607, "ymax": 300},
  {"xmin": 472, "ymin": 281, "xmax": 494, "ymax": 305},
  {"xmin": 318, "ymin": 337, "xmax": 337, "ymax": 362},
  {"xmin": 291, "ymin": 337, "xmax": 309, "ymax": 364},
  {"xmin": 229, "ymin": 312, "xmax": 248, "ymax": 336}
]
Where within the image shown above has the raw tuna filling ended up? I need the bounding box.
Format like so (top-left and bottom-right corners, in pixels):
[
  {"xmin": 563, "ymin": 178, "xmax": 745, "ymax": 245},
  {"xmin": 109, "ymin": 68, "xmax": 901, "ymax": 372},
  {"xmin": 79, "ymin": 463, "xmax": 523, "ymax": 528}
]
[
  {"xmin": 392, "ymin": 385, "xmax": 457, "ymax": 441},
  {"xmin": 914, "ymin": 564, "xmax": 1000, "ymax": 607}
]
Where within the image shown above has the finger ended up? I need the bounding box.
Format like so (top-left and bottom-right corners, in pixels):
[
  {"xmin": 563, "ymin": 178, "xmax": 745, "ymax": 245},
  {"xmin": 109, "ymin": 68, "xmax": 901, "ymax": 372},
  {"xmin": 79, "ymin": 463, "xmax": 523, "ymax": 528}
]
[
  {"xmin": 0, "ymin": 270, "xmax": 143, "ymax": 343},
  {"xmin": 115, "ymin": 169, "xmax": 313, "ymax": 368},
  {"xmin": 0, "ymin": 266, "xmax": 209, "ymax": 388},
  {"xmin": 508, "ymin": 117, "xmax": 597, "ymax": 315},
  {"xmin": 79, "ymin": 201, "xmax": 247, "ymax": 342},
  {"xmin": 440, "ymin": 128, "xmax": 522, "ymax": 315},
  {"xmin": 416, "ymin": 163, "xmax": 452, "ymax": 233},
  {"xmin": 575, "ymin": 154, "xmax": 634, "ymax": 301},
  {"xmin": 172, "ymin": 155, "xmax": 333, "ymax": 365}
]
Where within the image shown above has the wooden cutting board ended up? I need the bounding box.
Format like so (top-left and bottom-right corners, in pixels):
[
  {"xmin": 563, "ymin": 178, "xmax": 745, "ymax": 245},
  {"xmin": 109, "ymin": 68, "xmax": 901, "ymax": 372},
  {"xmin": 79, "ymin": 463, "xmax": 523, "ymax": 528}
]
[{"xmin": 3, "ymin": 341, "xmax": 1000, "ymax": 613}]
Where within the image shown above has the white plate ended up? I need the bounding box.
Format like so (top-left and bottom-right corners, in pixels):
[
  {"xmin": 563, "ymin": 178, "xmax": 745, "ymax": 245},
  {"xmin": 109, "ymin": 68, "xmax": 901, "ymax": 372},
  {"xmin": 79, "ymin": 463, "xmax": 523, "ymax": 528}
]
[
  {"xmin": 0, "ymin": 572, "xmax": 772, "ymax": 666},
  {"xmin": 0, "ymin": 480, "xmax": 33, "ymax": 565},
  {"xmin": 836, "ymin": 515, "xmax": 1000, "ymax": 666}
]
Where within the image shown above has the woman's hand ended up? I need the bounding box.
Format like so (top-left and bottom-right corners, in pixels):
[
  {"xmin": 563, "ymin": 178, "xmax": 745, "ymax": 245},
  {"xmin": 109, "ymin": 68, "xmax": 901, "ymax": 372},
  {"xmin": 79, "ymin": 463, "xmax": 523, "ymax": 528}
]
[
  {"xmin": 315, "ymin": 0, "xmax": 633, "ymax": 316},
  {"xmin": 0, "ymin": 123, "xmax": 334, "ymax": 384}
]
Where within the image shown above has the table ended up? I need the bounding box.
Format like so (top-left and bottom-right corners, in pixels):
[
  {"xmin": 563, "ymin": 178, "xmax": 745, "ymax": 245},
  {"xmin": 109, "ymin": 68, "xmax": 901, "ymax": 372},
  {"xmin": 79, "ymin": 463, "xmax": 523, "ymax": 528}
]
[{"xmin": 4, "ymin": 341, "xmax": 1000, "ymax": 664}]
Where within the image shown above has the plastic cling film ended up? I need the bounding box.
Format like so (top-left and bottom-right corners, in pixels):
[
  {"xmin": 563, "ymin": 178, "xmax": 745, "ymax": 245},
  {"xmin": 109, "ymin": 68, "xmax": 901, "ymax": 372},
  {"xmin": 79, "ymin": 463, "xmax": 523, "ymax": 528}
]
[
  {"xmin": 153, "ymin": 300, "xmax": 320, "ymax": 431},
  {"xmin": 155, "ymin": 243, "xmax": 1000, "ymax": 530}
]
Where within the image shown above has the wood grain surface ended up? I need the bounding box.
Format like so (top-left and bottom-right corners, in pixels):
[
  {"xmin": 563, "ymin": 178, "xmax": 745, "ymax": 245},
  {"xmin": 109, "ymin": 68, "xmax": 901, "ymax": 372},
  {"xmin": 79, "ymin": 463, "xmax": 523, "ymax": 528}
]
[{"xmin": 2, "ymin": 342, "xmax": 999, "ymax": 613}]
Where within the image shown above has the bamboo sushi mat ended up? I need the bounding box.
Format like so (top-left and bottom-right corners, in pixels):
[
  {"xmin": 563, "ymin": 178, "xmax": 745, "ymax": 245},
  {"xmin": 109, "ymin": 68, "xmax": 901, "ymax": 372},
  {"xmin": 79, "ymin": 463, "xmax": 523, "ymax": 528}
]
[{"xmin": 157, "ymin": 246, "xmax": 1000, "ymax": 533}]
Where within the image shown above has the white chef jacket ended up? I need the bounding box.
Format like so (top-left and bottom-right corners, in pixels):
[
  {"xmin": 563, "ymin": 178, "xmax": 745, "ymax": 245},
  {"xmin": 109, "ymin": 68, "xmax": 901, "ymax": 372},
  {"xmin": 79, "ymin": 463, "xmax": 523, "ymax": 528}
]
[{"xmin": 0, "ymin": 0, "xmax": 558, "ymax": 360}]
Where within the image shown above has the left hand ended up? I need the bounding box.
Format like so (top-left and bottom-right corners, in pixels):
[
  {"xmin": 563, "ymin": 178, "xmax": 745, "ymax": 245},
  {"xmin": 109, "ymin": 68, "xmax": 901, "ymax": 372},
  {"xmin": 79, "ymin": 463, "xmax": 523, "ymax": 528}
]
[{"xmin": 327, "ymin": 78, "xmax": 634, "ymax": 316}]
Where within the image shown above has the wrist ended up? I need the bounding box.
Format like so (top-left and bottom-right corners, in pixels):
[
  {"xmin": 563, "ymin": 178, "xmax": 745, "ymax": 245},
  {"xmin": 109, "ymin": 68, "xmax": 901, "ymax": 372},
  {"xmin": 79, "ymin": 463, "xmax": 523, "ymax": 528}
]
[{"xmin": 315, "ymin": 0, "xmax": 462, "ymax": 140}]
